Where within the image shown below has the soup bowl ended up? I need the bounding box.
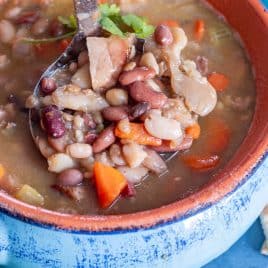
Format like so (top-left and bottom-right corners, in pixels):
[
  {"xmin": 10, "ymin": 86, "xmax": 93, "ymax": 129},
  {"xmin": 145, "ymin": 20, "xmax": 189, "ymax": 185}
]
[{"xmin": 0, "ymin": 0, "xmax": 268, "ymax": 267}]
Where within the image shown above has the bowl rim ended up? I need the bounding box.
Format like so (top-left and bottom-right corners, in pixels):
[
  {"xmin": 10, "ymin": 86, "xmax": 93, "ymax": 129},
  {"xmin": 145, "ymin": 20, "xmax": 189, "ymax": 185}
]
[{"xmin": 0, "ymin": 0, "xmax": 267, "ymax": 232}]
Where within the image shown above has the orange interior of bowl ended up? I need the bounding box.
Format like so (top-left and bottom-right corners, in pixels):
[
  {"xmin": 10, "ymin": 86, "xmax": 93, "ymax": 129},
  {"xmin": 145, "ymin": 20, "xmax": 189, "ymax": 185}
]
[{"xmin": 0, "ymin": 0, "xmax": 267, "ymax": 231}]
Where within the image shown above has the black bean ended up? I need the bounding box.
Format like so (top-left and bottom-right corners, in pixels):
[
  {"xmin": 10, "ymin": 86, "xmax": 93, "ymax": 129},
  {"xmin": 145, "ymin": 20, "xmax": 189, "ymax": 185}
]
[
  {"xmin": 130, "ymin": 102, "xmax": 150, "ymax": 119},
  {"xmin": 41, "ymin": 105, "xmax": 65, "ymax": 138},
  {"xmin": 41, "ymin": 77, "xmax": 56, "ymax": 95}
]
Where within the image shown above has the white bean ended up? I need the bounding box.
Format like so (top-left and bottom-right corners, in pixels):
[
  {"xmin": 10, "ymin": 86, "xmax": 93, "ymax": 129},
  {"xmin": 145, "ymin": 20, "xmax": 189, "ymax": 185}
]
[
  {"xmin": 0, "ymin": 20, "xmax": 16, "ymax": 44},
  {"xmin": 140, "ymin": 52, "xmax": 159, "ymax": 75},
  {"xmin": 106, "ymin": 88, "xmax": 128, "ymax": 106},
  {"xmin": 66, "ymin": 143, "xmax": 92, "ymax": 159},
  {"xmin": 145, "ymin": 113, "xmax": 183, "ymax": 140},
  {"xmin": 117, "ymin": 166, "xmax": 149, "ymax": 184},
  {"xmin": 71, "ymin": 64, "xmax": 92, "ymax": 89},
  {"xmin": 48, "ymin": 153, "xmax": 77, "ymax": 173},
  {"xmin": 109, "ymin": 144, "xmax": 126, "ymax": 166},
  {"xmin": 122, "ymin": 143, "xmax": 147, "ymax": 168}
]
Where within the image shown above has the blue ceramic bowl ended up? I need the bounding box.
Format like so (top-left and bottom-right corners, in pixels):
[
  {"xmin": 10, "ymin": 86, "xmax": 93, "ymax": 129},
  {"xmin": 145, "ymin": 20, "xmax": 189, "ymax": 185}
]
[{"xmin": 0, "ymin": 1, "xmax": 267, "ymax": 267}]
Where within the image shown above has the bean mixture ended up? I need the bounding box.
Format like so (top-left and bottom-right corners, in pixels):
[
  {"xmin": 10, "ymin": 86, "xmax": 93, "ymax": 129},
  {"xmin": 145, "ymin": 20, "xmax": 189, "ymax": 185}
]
[{"xmin": 0, "ymin": 0, "xmax": 255, "ymax": 214}]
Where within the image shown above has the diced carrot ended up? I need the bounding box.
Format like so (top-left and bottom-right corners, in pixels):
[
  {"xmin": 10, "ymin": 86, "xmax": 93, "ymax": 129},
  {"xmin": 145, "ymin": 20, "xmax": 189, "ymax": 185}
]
[
  {"xmin": 98, "ymin": 0, "xmax": 107, "ymax": 3},
  {"xmin": 204, "ymin": 117, "xmax": 231, "ymax": 154},
  {"xmin": 93, "ymin": 162, "xmax": 127, "ymax": 208},
  {"xmin": 160, "ymin": 20, "xmax": 179, "ymax": 28},
  {"xmin": 0, "ymin": 164, "xmax": 5, "ymax": 179},
  {"xmin": 115, "ymin": 123, "xmax": 162, "ymax": 146},
  {"xmin": 185, "ymin": 123, "xmax": 201, "ymax": 139},
  {"xmin": 182, "ymin": 154, "xmax": 220, "ymax": 171},
  {"xmin": 194, "ymin": 19, "xmax": 205, "ymax": 41},
  {"xmin": 208, "ymin": 72, "xmax": 229, "ymax": 92}
]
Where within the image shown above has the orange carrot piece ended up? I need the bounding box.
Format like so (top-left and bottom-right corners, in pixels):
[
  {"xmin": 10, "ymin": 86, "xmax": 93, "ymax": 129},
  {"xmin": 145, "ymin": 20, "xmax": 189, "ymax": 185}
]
[
  {"xmin": 94, "ymin": 162, "xmax": 127, "ymax": 208},
  {"xmin": 98, "ymin": 0, "xmax": 107, "ymax": 3},
  {"xmin": 208, "ymin": 73, "xmax": 229, "ymax": 92},
  {"xmin": 115, "ymin": 123, "xmax": 162, "ymax": 146},
  {"xmin": 0, "ymin": 164, "xmax": 5, "ymax": 179},
  {"xmin": 194, "ymin": 19, "xmax": 205, "ymax": 41},
  {"xmin": 182, "ymin": 154, "xmax": 220, "ymax": 171},
  {"xmin": 186, "ymin": 123, "xmax": 201, "ymax": 139},
  {"xmin": 160, "ymin": 20, "xmax": 179, "ymax": 28}
]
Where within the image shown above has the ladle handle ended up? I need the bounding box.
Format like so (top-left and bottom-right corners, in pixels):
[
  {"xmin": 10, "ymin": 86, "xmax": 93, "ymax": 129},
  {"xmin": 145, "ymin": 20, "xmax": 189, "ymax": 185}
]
[{"xmin": 73, "ymin": 0, "xmax": 99, "ymax": 36}]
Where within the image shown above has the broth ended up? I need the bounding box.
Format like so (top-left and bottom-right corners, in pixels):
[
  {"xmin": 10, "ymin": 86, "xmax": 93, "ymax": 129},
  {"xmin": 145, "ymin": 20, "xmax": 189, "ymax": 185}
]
[{"xmin": 0, "ymin": 0, "xmax": 255, "ymax": 215}]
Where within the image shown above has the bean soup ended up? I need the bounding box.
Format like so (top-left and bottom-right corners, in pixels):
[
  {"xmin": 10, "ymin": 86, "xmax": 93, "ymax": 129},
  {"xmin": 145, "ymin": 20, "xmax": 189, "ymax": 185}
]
[{"xmin": 0, "ymin": 0, "xmax": 255, "ymax": 215}]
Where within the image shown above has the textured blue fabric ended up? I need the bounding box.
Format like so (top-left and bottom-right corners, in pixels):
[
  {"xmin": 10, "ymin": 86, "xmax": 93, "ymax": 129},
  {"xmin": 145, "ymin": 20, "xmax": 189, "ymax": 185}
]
[{"xmin": 205, "ymin": 220, "xmax": 268, "ymax": 267}]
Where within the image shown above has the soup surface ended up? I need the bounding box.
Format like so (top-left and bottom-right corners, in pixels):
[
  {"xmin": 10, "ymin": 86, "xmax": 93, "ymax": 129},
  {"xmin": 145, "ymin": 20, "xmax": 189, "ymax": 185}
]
[{"xmin": 0, "ymin": 0, "xmax": 255, "ymax": 215}]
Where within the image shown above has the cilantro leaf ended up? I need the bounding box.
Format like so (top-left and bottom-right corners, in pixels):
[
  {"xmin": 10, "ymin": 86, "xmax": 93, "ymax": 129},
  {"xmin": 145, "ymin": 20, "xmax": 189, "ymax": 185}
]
[
  {"xmin": 99, "ymin": 3, "xmax": 120, "ymax": 17},
  {"xmin": 100, "ymin": 17, "xmax": 125, "ymax": 38},
  {"xmin": 122, "ymin": 14, "xmax": 155, "ymax": 38},
  {"xmin": 58, "ymin": 15, "xmax": 77, "ymax": 30}
]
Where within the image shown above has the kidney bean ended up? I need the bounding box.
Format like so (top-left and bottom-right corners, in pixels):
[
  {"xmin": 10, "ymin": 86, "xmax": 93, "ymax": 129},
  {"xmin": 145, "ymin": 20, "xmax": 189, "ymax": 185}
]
[
  {"xmin": 84, "ymin": 132, "xmax": 97, "ymax": 144},
  {"xmin": 41, "ymin": 77, "xmax": 56, "ymax": 95},
  {"xmin": 196, "ymin": 56, "xmax": 208, "ymax": 76},
  {"xmin": 15, "ymin": 11, "xmax": 40, "ymax": 24},
  {"xmin": 129, "ymin": 81, "xmax": 167, "ymax": 109},
  {"xmin": 119, "ymin": 67, "xmax": 156, "ymax": 86},
  {"xmin": 49, "ymin": 19, "xmax": 65, "ymax": 37},
  {"xmin": 102, "ymin": 106, "xmax": 128, "ymax": 122},
  {"xmin": 41, "ymin": 105, "xmax": 65, "ymax": 138},
  {"xmin": 83, "ymin": 113, "xmax": 96, "ymax": 129},
  {"xmin": 130, "ymin": 102, "xmax": 150, "ymax": 119},
  {"xmin": 154, "ymin": 24, "xmax": 173, "ymax": 46},
  {"xmin": 57, "ymin": 169, "xmax": 83, "ymax": 186},
  {"xmin": 122, "ymin": 183, "xmax": 136, "ymax": 198},
  {"xmin": 92, "ymin": 125, "xmax": 116, "ymax": 153}
]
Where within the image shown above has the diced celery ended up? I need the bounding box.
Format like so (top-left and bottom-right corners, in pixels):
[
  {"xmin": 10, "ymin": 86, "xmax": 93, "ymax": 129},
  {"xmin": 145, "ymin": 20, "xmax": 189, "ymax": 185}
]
[
  {"xmin": 209, "ymin": 23, "xmax": 232, "ymax": 45},
  {"xmin": 15, "ymin": 185, "xmax": 44, "ymax": 206}
]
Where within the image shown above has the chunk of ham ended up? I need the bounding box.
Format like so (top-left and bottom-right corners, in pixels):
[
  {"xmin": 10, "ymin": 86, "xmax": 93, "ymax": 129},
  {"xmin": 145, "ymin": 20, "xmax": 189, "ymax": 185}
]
[
  {"xmin": 86, "ymin": 36, "xmax": 131, "ymax": 91},
  {"xmin": 145, "ymin": 27, "xmax": 217, "ymax": 117}
]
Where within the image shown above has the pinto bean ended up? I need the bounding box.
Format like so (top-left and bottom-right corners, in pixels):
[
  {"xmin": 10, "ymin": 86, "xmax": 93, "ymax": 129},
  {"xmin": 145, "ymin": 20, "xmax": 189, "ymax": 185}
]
[
  {"xmin": 119, "ymin": 67, "xmax": 156, "ymax": 86},
  {"xmin": 154, "ymin": 24, "xmax": 173, "ymax": 46},
  {"xmin": 92, "ymin": 125, "xmax": 116, "ymax": 153},
  {"xmin": 106, "ymin": 88, "xmax": 128, "ymax": 106},
  {"xmin": 109, "ymin": 144, "xmax": 126, "ymax": 166},
  {"xmin": 102, "ymin": 106, "xmax": 129, "ymax": 122},
  {"xmin": 57, "ymin": 169, "xmax": 83, "ymax": 186},
  {"xmin": 129, "ymin": 81, "xmax": 167, "ymax": 109}
]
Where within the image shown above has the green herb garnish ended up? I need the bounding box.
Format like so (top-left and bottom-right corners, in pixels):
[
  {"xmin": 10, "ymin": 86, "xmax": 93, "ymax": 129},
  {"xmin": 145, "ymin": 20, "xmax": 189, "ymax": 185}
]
[
  {"xmin": 22, "ymin": 4, "xmax": 154, "ymax": 45},
  {"xmin": 122, "ymin": 14, "xmax": 155, "ymax": 38},
  {"xmin": 58, "ymin": 15, "xmax": 78, "ymax": 30},
  {"xmin": 99, "ymin": 3, "xmax": 155, "ymax": 38}
]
